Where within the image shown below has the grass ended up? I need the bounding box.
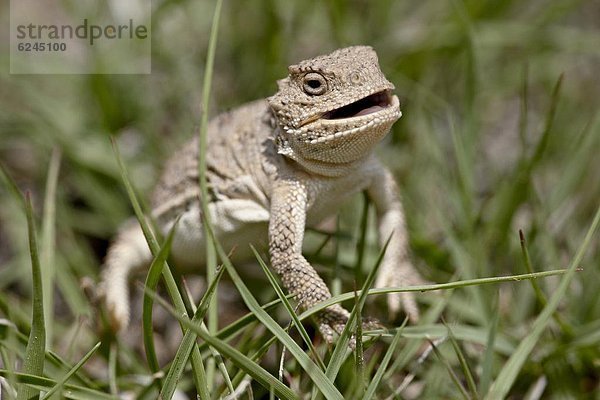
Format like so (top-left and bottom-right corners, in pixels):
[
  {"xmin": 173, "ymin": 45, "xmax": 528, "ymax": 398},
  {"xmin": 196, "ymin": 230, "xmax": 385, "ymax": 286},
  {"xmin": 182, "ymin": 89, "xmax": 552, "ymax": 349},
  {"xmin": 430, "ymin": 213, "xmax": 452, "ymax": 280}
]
[{"xmin": 1, "ymin": 0, "xmax": 600, "ymax": 398}]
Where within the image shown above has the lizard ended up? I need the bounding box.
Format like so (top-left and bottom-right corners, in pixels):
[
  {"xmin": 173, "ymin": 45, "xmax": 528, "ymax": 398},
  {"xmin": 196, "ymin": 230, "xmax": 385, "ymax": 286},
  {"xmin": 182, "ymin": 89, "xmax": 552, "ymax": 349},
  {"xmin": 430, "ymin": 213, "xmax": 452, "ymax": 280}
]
[{"xmin": 99, "ymin": 45, "xmax": 423, "ymax": 343}]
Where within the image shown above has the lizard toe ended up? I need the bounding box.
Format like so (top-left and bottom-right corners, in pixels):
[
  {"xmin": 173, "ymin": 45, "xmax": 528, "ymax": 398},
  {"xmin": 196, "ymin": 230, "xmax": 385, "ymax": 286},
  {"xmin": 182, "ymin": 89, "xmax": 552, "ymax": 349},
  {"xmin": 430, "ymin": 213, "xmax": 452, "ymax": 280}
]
[
  {"xmin": 317, "ymin": 307, "xmax": 384, "ymax": 348},
  {"xmin": 318, "ymin": 321, "xmax": 337, "ymax": 344},
  {"xmin": 375, "ymin": 261, "xmax": 423, "ymax": 322},
  {"xmin": 104, "ymin": 290, "xmax": 130, "ymax": 333},
  {"xmin": 317, "ymin": 305, "xmax": 350, "ymax": 344},
  {"xmin": 401, "ymin": 292, "xmax": 420, "ymax": 323}
]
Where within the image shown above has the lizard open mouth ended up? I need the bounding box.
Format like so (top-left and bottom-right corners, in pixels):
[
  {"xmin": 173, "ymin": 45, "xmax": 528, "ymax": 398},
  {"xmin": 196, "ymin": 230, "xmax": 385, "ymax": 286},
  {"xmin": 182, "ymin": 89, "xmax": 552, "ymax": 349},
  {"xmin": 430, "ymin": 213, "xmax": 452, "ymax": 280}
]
[{"xmin": 322, "ymin": 90, "xmax": 392, "ymax": 120}]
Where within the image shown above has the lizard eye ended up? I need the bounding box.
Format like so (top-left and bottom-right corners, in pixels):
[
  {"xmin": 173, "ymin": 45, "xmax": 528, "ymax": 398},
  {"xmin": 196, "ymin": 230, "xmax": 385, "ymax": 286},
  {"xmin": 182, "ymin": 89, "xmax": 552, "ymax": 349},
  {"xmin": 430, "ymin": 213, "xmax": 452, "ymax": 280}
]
[{"xmin": 302, "ymin": 72, "xmax": 327, "ymax": 95}]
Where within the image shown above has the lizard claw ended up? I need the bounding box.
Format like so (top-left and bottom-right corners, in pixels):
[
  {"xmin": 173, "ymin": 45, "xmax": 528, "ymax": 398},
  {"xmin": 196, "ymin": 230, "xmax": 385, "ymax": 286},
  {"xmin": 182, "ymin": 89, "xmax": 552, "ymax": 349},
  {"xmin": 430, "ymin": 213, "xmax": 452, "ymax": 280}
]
[{"xmin": 97, "ymin": 277, "xmax": 130, "ymax": 333}]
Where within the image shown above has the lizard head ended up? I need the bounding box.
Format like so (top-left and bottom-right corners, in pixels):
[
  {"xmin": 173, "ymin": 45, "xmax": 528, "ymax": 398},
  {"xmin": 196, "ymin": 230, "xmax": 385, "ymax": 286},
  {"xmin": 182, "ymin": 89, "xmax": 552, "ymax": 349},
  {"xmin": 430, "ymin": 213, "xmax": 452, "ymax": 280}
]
[{"xmin": 268, "ymin": 46, "xmax": 401, "ymax": 176}]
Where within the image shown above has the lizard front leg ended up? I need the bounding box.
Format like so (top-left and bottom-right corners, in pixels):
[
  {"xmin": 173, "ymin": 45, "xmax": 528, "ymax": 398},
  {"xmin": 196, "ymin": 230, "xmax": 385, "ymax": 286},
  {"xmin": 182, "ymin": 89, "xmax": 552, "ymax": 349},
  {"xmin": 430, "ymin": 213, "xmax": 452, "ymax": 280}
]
[
  {"xmin": 268, "ymin": 179, "xmax": 351, "ymax": 343},
  {"xmin": 368, "ymin": 166, "xmax": 421, "ymax": 322}
]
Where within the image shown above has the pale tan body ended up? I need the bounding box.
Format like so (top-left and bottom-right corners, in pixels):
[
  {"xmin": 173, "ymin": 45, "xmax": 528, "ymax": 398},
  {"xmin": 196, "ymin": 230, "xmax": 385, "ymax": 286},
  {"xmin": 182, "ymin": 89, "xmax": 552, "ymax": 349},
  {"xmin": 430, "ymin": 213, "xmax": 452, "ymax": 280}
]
[{"xmin": 101, "ymin": 46, "xmax": 422, "ymax": 342}]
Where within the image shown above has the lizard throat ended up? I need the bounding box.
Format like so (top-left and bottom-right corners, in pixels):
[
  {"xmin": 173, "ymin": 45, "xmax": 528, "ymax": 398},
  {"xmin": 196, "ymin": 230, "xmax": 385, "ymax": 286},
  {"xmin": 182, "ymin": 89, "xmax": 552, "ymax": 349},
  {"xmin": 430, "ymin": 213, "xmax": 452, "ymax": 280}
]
[{"xmin": 276, "ymin": 93, "xmax": 401, "ymax": 177}]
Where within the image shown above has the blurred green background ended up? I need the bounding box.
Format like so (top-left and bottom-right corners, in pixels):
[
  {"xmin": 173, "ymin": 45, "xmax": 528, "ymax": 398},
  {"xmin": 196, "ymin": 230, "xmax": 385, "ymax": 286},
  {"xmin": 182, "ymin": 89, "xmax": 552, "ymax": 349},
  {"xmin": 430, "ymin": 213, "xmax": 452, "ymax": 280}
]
[{"xmin": 0, "ymin": 0, "xmax": 599, "ymax": 398}]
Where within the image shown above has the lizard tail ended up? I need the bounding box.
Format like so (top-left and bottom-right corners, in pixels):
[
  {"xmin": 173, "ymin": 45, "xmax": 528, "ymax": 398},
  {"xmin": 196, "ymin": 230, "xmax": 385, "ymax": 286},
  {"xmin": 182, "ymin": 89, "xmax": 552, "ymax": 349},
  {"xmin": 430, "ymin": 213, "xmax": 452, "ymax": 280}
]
[{"xmin": 98, "ymin": 219, "xmax": 151, "ymax": 332}]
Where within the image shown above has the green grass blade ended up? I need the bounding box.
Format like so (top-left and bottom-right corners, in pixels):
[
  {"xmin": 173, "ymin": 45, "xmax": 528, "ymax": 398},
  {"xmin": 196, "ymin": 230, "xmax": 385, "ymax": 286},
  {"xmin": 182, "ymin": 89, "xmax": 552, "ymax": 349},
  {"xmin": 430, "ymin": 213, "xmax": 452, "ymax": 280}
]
[
  {"xmin": 0, "ymin": 321, "xmax": 98, "ymax": 390},
  {"xmin": 40, "ymin": 341, "xmax": 100, "ymax": 399},
  {"xmin": 203, "ymin": 223, "xmax": 344, "ymax": 400},
  {"xmin": 196, "ymin": 266, "xmax": 234, "ymax": 395},
  {"xmin": 363, "ymin": 318, "xmax": 407, "ymax": 400},
  {"xmin": 213, "ymin": 346, "xmax": 235, "ymax": 397},
  {"xmin": 479, "ymin": 294, "xmax": 499, "ymax": 397},
  {"xmin": 529, "ymin": 74, "xmax": 563, "ymax": 167},
  {"xmin": 108, "ymin": 342, "xmax": 117, "ymax": 395},
  {"xmin": 110, "ymin": 138, "xmax": 208, "ymax": 397},
  {"xmin": 18, "ymin": 193, "xmax": 46, "ymax": 400},
  {"xmin": 224, "ymin": 280, "xmax": 343, "ymax": 400},
  {"xmin": 518, "ymin": 64, "xmax": 529, "ymax": 151},
  {"xmin": 518, "ymin": 230, "xmax": 573, "ymax": 336},
  {"xmin": 298, "ymin": 268, "xmax": 574, "ymax": 318},
  {"xmin": 142, "ymin": 217, "xmax": 179, "ymax": 380},
  {"xmin": 384, "ymin": 290, "xmax": 452, "ymax": 381},
  {"xmin": 444, "ymin": 320, "xmax": 478, "ymax": 399},
  {"xmin": 145, "ymin": 288, "xmax": 299, "ymax": 400},
  {"xmin": 1, "ymin": 321, "xmax": 19, "ymax": 399},
  {"xmin": 429, "ymin": 338, "xmax": 471, "ymax": 400},
  {"xmin": 197, "ymin": 0, "xmax": 221, "ymax": 215},
  {"xmin": 354, "ymin": 192, "xmax": 370, "ymax": 284},
  {"xmin": 160, "ymin": 265, "xmax": 225, "ymax": 400},
  {"xmin": 360, "ymin": 339, "xmax": 382, "ymax": 397},
  {"xmin": 318, "ymin": 235, "xmax": 391, "ymax": 400},
  {"xmin": 332, "ymin": 216, "xmax": 342, "ymax": 299},
  {"xmin": 354, "ymin": 290, "xmax": 365, "ymax": 397},
  {"xmin": 486, "ymin": 203, "xmax": 600, "ymax": 399},
  {"xmin": 0, "ymin": 295, "xmax": 30, "ymax": 334},
  {"xmin": 197, "ymin": 0, "xmax": 223, "ymax": 389},
  {"xmin": 225, "ymin": 334, "xmax": 278, "ymax": 396},
  {"xmin": 41, "ymin": 148, "xmax": 61, "ymax": 347},
  {"xmin": 518, "ymin": 230, "xmax": 546, "ymax": 307},
  {"xmin": 0, "ymin": 370, "xmax": 117, "ymax": 400},
  {"xmin": 110, "ymin": 137, "xmax": 159, "ymax": 249},
  {"xmin": 161, "ymin": 338, "xmax": 197, "ymax": 399},
  {"xmin": 384, "ymin": 323, "xmax": 515, "ymax": 355},
  {"xmin": 252, "ymin": 245, "xmax": 326, "ymax": 371},
  {"xmin": 0, "ymin": 161, "xmax": 26, "ymax": 211},
  {"xmin": 487, "ymin": 75, "xmax": 563, "ymax": 245},
  {"xmin": 138, "ymin": 220, "xmax": 181, "ymax": 398},
  {"xmin": 197, "ymin": 297, "xmax": 286, "ymax": 352},
  {"xmin": 47, "ymin": 348, "xmax": 99, "ymax": 389}
]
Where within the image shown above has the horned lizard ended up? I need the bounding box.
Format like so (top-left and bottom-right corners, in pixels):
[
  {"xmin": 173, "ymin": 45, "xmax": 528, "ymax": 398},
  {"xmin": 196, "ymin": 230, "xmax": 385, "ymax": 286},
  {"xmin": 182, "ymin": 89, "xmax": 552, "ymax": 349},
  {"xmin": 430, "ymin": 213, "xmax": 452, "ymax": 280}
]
[{"xmin": 99, "ymin": 46, "xmax": 422, "ymax": 343}]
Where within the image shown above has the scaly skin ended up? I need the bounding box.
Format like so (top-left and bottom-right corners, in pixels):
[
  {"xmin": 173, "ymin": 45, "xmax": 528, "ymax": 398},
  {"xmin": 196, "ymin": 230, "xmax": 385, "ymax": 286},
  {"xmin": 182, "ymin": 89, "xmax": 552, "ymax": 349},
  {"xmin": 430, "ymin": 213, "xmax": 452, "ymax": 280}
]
[{"xmin": 99, "ymin": 46, "xmax": 423, "ymax": 342}]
